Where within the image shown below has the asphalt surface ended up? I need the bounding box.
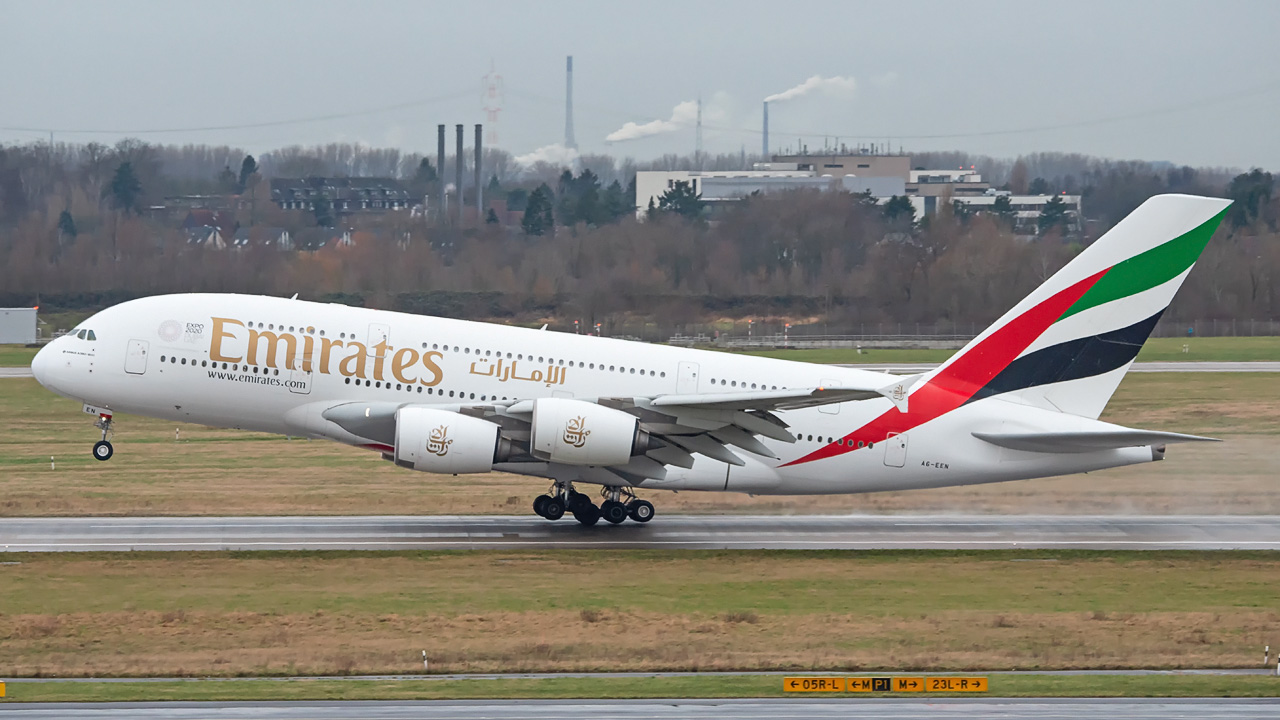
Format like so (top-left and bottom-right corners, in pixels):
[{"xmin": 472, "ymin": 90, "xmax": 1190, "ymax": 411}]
[
  {"xmin": 2, "ymin": 699, "xmax": 1279, "ymax": 719},
  {"xmin": 3, "ymin": 514, "xmax": 1279, "ymax": 551}
]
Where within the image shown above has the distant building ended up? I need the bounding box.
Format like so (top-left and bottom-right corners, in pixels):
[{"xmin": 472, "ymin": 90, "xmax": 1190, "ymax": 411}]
[
  {"xmin": 0, "ymin": 308, "xmax": 38, "ymax": 344},
  {"xmin": 769, "ymin": 152, "xmax": 911, "ymax": 180},
  {"xmin": 231, "ymin": 227, "xmax": 292, "ymax": 251},
  {"xmin": 271, "ymin": 178, "xmax": 413, "ymax": 214},
  {"xmin": 637, "ymin": 169, "xmax": 857, "ymax": 218},
  {"xmin": 907, "ymin": 192, "xmax": 1083, "ymax": 234},
  {"xmin": 907, "ymin": 169, "xmax": 989, "ymax": 197}
]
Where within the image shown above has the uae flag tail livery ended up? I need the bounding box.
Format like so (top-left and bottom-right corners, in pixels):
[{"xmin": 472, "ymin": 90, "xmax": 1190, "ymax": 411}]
[{"xmin": 926, "ymin": 193, "xmax": 1231, "ymax": 420}]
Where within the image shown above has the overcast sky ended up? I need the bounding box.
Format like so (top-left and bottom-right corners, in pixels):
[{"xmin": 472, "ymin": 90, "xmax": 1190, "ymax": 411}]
[{"xmin": 5, "ymin": 0, "xmax": 1280, "ymax": 170}]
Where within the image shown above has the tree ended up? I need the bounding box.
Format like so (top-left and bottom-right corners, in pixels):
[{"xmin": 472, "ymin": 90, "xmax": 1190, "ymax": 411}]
[
  {"xmin": 881, "ymin": 195, "xmax": 915, "ymax": 225},
  {"xmin": 603, "ymin": 179, "xmax": 630, "ymax": 221},
  {"xmin": 1227, "ymin": 168, "xmax": 1274, "ymax": 228},
  {"xmin": 1038, "ymin": 195, "xmax": 1069, "ymax": 233},
  {"xmin": 57, "ymin": 210, "xmax": 77, "ymax": 242},
  {"xmin": 413, "ymin": 157, "xmax": 437, "ymax": 184},
  {"xmin": 991, "ymin": 195, "xmax": 1015, "ymax": 227},
  {"xmin": 1028, "ymin": 177, "xmax": 1050, "ymax": 195},
  {"xmin": 104, "ymin": 161, "xmax": 143, "ymax": 214},
  {"xmin": 217, "ymin": 165, "xmax": 238, "ymax": 193},
  {"xmin": 312, "ymin": 195, "xmax": 334, "ymax": 227},
  {"xmin": 238, "ymin": 155, "xmax": 259, "ymax": 192},
  {"xmin": 485, "ymin": 208, "xmax": 500, "ymax": 224},
  {"xmin": 1009, "ymin": 159, "xmax": 1029, "ymax": 194},
  {"xmin": 656, "ymin": 180, "xmax": 704, "ymax": 219},
  {"xmin": 522, "ymin": 184, "xmax": 555, "ymax": 236}
]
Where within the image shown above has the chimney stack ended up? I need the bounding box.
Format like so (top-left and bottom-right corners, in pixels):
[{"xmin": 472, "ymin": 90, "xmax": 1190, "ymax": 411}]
[
  {"xmin": 436, "ymin": 125, "xmax": 445, "ymax": 224},
  {"xmin": 474, "ymin": 124, "xmax": 483, "ymax": 223},
  {"xmin": 762, "ymin": 101, "xmax": 769, "ymax": 159},
  {"xmin": 564, "ymin": 56, "xmax": 577, "ymax": 150},
  {"xmin": 455, "ymin": 124, "xmax": 464, "ymax": 225}
]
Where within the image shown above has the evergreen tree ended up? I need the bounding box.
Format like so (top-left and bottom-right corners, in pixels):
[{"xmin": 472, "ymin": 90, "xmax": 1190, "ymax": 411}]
[
  {"xmin": 880, "ymin": 195, "xmax": 915, "ymax": 224},
  {"xmin": 522, "ymin": 185, "xmax": 554, "ymax": 236},
  {"xmin": 217, "ymin": 165, "xmax": 238, "ymax": 193},
  {"xmin": 413, "ymin": 157, "xmax": 437, "ymax": 184},
  {"xmin": 1227, "ymin": 168, "xmax": 1274, "ymax": 228},
  {"xmin": 104, "ymin": 161, "xmax": 143, "ymax": 215},
  {"xmin": 485, "ymin": 208, "xmax": 499, "ymax": 224},
  {"xmin": 991, "ymin": 194, "xmax": 1015, "ymax": 227},
  {"xmin": 237, "ymin": 155, "xmax": 259, "ymax": 192},
  {"xmin": 603, "ymin": 179, "xmax": 630, "ymax": 221},
  {"xmin": 656, "ymin": 180, "xmax": 704, "ymax": 219},
  {"xmin": 57, "ymin": 209, "xmax": 77, "ymax": 240},
  {"xmin": 1028, "ymin": 177, "xmax": 1050, "ymax": 195},
  {"xmin": 1037, "ymin": 195, "xmax": 1069, "ymax": 233}
]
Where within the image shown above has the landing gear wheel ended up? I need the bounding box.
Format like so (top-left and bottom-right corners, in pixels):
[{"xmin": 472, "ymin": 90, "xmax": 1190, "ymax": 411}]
[
  {"xmin": 572, "ymin": 504, "xmax": 600, "ymax": 527},
  {"xmin": 600, "ymin": 500, "xmax": 628, "ymax": 525},
  {"xmin": 567, "ymin": 490, "xmax": 592, "ymax": 513},
  {"xmin": 541, "ymin": 496, "xmax": 565, "ymax": 521},
  {"xmin": 533, "ymin": 495, "xmax": 549, "ymax": 518},
  {"xmin": 627, "ymin": 500, "xmax": 655, "ymax": 523},
  {"xmin": 92, "ymin": 440, "xmax": 114, "ymax": 462}
]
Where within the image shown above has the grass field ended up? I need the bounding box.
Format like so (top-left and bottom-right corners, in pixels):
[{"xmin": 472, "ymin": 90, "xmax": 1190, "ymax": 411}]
[
  {"xmin": 2, "ymin": 372, "xmax": 1278, "ymax": 517},
  {"xmin": 4, "ymin": 674, "xmax": 1280, "ymax": 702},
  {"xmin": 0, "ymin": 550, "xmax": 1277, "ymax": 678},
  {"xmin": 0, "ymin": 345, "xmax": 38, "ymax": 367}
]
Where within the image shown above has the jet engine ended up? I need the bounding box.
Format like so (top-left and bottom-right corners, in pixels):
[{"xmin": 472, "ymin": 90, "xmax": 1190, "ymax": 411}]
[
  {"xmin": 530, "ymin": 397, "xmax": 657, "ymax": 466},
  {"xmin": 394, "ymin": 406, "xmax": 513, "ymax": 474}
]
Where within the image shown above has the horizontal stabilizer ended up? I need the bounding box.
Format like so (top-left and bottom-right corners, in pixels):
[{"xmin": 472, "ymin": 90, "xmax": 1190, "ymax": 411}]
[{"xmin": 972, "ymin": 429, "xmax": 1218, "ymax": 454}]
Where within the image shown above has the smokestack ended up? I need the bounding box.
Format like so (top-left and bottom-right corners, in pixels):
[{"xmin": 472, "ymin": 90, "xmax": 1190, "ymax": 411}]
[
  {"xmin": 474, "ymin": 123, "xmax": 483, "ymax": 223},
  {"xmin": 565, "ymin": 56, "xmax": 577, "ymax": 150},
  {"xmin": 437, "ymin": 124, "xmax": 445, "ymax": 224},
  {"xmin": 455, "ymin": 124, "xmax": 464, "ymax": 225},
  {"xmin": 762, "ymin": 101, "xmax": 769, "ymax": 159}
]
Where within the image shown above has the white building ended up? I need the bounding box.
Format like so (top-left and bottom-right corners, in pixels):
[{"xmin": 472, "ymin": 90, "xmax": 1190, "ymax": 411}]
[
  {"xmin": 905, "ymin": 192, "xmax": 1083, "ymax": 233},
  {"xmin": 0, "ymin": 307, "xmax": 38, "ymax": 344},
  {"xmin": 635, "ymin": 170, "xmax": 822, "ymax": 218}
]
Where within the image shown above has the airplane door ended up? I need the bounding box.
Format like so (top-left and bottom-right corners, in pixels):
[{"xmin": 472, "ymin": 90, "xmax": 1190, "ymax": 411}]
[
  {"xmin": 124, "ymin": 339, "xmax": 149, "ymax": 375},
  {"xmin": 676, "ymin": 362, "xmax": 700, "ymax": 394},
  {"xmin": 367, "ymin": 323, "xmax": 390, "ymax": 357},
  {"xmin": 819, "ymin": 378, "xmax": 840, "ymax": 415},
  {"xmin": 883, "ymin": 432, "xmax": 908, "ymax": 468}
]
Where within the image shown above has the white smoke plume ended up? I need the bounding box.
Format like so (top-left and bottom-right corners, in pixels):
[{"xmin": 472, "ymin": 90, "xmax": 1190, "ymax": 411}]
[
  {"xmin": 764, "ymin": 75, "xmax": 856, "ymax": 103},
  {"xmin": 605, "ymin": 100, "xmax": 699, "ymax": 143},
  {"xmin": 514, "ymin": 143, "xmax": 580, "ymax": 167}
]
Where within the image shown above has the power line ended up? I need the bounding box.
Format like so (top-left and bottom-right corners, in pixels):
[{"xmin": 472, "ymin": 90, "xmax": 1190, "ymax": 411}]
[{"xmin": 0, "ymin": 88, "xmax": 475, "ymax": 136}]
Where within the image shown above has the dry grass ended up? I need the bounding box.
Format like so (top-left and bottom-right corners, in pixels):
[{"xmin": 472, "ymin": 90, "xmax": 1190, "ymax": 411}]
[
  {"xmin": 0, "ymin": 550, "xmax": 1275, "ymax": 677},
  {"xmin": 2, "ymin": 373, "xmax": 1278, "ymax": 516}
]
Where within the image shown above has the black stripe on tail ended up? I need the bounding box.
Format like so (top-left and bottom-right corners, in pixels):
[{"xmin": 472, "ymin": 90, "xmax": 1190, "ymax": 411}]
[{"xmin": 966, "ymin": 310, "xmax": 1164, "ymax": 404}]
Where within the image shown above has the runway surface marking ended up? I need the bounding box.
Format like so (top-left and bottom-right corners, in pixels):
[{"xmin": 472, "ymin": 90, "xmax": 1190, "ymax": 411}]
[{"xmin": 3, "ymin": 515, "xmax": 1278, "ymax": 551}]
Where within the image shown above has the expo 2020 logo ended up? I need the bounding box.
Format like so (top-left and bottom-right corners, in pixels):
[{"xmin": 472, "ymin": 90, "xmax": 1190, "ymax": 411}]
[{"xmin": 158, "ymin": 320, "xmax": 183, "ymax": 343}]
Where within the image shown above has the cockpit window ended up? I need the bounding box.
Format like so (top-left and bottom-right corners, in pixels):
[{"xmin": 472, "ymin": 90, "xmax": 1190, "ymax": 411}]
[
  {"xmin": 87, "ymin": 330, "xmax": 97, "ymax": 341},
  {"xmin": 77, "ymin": 329, "xmax": 87, "ymax": 340}
]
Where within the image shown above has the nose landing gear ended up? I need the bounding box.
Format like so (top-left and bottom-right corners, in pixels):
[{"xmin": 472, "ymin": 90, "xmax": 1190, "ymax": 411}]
[
  {"xmin": 92, "ymin": 413, "xmax": 114, "ymax": 461},
  {"xmin": 532, "ymin": 482, "xmax": 655, "ymax": 525}
]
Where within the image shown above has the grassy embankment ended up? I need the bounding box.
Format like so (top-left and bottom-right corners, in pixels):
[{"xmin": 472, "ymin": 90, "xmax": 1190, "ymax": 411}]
[
  {"xmin": 2, "ymin": 371, "xmax": 1278, "ymax": 516},
  {"xmin": 1, "ymin": 550, "xmax": 1278, "ymax": 679},
  {"xmin": 4, "ymin": 674, "xmax": 1280, "ymax": 702}
]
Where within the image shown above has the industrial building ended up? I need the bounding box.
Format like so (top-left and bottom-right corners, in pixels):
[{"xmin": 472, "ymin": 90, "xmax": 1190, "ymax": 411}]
[{"xmin": 0, "ymin": 307, "xmax": 38, "ymax": 344}]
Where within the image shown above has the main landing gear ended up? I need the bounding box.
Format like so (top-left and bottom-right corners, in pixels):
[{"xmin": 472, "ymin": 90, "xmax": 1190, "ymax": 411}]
[
  {"xmin": 533, "ymin": 482, "xmax": 655, "ymax": 526},
  {"xmin": 92, "ymin": 413, "xmax": 114, "ymax": 461}
]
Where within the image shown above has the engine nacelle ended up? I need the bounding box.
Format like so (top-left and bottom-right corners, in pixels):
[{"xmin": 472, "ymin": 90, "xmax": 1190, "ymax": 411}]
[
  {"xmin": 394, "ymin": 406, "xmax": 511, "ymax": 474},
  {"xmin": 530, "ymin": 397, "xmax": 653, "ymax": 466}
]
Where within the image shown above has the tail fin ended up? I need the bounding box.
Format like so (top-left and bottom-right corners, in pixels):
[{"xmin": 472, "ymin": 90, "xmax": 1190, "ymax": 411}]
[{"xmin": 923, "ymin": 193, "xmax": 1231, "ymax": 419}]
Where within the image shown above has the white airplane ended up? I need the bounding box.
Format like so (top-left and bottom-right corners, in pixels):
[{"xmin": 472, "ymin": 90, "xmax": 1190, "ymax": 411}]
[{"xmin": 31, "ymin": 194, "xmax": 1229, "ymax": 526}]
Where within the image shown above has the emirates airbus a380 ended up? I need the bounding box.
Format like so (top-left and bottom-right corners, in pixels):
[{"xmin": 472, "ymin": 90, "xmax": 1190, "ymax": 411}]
[{"xmin": 31, "ymin": 194, "xmax": 1228, "ymax": 525}]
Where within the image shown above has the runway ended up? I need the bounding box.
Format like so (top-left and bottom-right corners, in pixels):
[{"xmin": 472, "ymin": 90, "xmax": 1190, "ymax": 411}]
[
  {"xmin": 3, "ymin": 514, "xmax": 1278, "ymax": 551},
  {"xmin": 2, "ymin": 698, "xmax": 1278, "ymax": 719}
]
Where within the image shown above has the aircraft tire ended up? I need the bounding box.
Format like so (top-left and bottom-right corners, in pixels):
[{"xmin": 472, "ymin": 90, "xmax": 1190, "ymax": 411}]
[
  {"xmin": 542, "ymin": 497, "xmax": 565, "ymax": 521},
  {"xmin": 601, "ymin": 500, "xmax": 628, "ymax": 525},
  {"xmin": 92, "ymin": 440, "xmax": 114, "ymax": 462},
  {"xmin": 533, "ymin": 495, "xmax": 549, "ymax": 518},
  {"xmin": 572, "ymin": 504, "xmax": 600, "ymax": 527},
  {"xmin": 627, "ymin": 500, "xmax": 655, "ymax": 523}
]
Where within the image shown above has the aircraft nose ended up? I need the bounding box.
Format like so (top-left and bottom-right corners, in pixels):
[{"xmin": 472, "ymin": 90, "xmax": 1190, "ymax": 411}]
[{"xmin": 31, "ymin": 343, "xmax": 54, "ymax": 388}]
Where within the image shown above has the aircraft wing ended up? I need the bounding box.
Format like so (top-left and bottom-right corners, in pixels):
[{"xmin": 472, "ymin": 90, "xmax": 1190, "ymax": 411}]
[
  {"xmin": 318, "ymin": 377, "xmax": 915, "ymax": 486},
  {"xmin": 972, "ymin": 429, "xmax": 1218, "ymax": 454}
]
